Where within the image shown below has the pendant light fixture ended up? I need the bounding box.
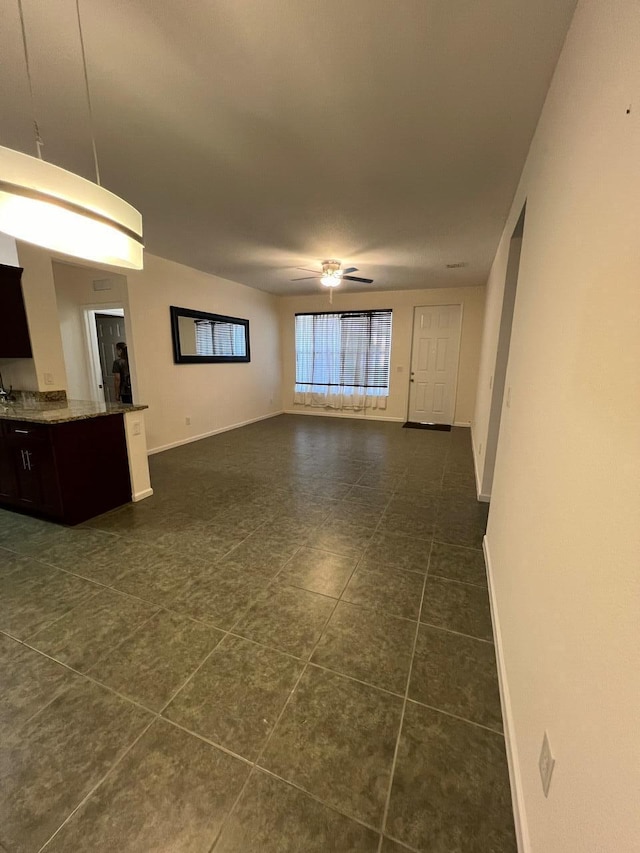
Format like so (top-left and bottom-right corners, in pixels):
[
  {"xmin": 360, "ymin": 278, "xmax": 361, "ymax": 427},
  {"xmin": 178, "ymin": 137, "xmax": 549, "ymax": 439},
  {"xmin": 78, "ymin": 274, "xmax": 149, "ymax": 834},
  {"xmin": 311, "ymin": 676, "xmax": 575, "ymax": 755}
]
[{"xmin": 0, "ymin": 0, "xmax": 143, "ymax": 269}]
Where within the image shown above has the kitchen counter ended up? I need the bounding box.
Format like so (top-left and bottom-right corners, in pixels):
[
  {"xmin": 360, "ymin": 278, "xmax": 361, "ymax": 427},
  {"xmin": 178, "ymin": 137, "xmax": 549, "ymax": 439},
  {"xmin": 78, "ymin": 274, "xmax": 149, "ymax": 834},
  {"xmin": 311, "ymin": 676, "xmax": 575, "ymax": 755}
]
[{"xmin": 0, "ymin": 399, "xmax": 148, "ymax": 424}]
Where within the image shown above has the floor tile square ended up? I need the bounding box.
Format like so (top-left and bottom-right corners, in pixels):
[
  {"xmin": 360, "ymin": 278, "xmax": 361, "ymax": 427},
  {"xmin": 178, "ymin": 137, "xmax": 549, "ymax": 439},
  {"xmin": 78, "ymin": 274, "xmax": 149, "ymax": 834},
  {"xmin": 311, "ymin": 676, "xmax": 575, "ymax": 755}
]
[
  {"xmin": 428, "ymin": 542, "xmax": 486, "ymax": 586},
  {"xmin": 43, "ymin": 719, "xmax": 249, "ymax": 853},
  {"xmin": 277, "ymin": 547, "xmax": 357, "ymax": 597},
  {"xmin": 87, "ymin": 611, "xmax": 224, "ymax": 710},
  {"xmin": 342, "ymin": 567, "xmax": 424, "ymax": 620},
  {"xmin": 0, "ymin": 561, "xmax": 100, "ymax": 640},
  {"xmin": 0, "ymin": 633, "xmax": 79, "ymax": 733},
  {"xmin": 312, "ymin": 601, "xmax": 416, "ymax": 693},
  {"xmin": 410, "ymin": 625, "xmax": 502, "ymax": 731},
  {"xmin": 71, "ymin": 537, "xmax": 167, "ymax": 585},
  {"xmin": 165, "ymin": 635, "xmax": 303, "ymax": 760},
  {"xmin": 220, "ymin": 538, "xmax": 294, "ymax": 578},
  {"xmin": 360, "ymin": 531, "xmax": 431, "ymax": 575},
  {"xmin": 386, "ymin": 702, "xmax": 516, "ymax": 852},
  {"xmin": 304, "ymin": 521, "xmax": 374, "ymax": 557},
  {"xmin": 421, "ymin": 577, "xmax": 493, "ymax": 640},
  {"xmin": 169, "ymin": 563, "xmax": 270, "ymax": 629},
  {"xmin": 234, "ymin": 584, "xmax": 335, "ymax": 658},
  {"xmin": 344, "ymin": 485, "xmax": 393, "ymax": 508},
  {"xmin": 28, "ymin": 589, "xmax": 158, "ymax": 673},
  {"xmin": 0, "ymin": 679, "xmax": 150, "ymax": 852},
  {"xmin": 215, "ymin": 769, "xmax": 380, "ymax": 852},
  {"xmin": 260, "ymin": 666, "xmax": 403, "ymax": 827}
]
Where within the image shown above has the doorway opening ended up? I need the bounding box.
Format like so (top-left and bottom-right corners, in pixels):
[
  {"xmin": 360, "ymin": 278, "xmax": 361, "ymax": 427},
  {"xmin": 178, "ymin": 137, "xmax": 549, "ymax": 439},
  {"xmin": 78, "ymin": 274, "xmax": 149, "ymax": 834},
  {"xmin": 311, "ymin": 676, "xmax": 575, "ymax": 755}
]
[
  {"xmin": 481, "ymin": 204, "xmax": 526, "ymax": 496},
  {"xmin": 407, "ymin": 304, "xmax": 462, "ymax": 426},
  {"xmin": 84, "ymin": 307, "xmax": 131, "ymax": 404}
]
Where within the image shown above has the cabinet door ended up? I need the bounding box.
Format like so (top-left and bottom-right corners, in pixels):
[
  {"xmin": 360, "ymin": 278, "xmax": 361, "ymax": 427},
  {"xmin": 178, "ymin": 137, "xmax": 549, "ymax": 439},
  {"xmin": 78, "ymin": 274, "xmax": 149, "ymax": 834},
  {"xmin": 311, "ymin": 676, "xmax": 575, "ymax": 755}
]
[
  {"xmin": 0, "ymin": 264, "xmax": 32, "ymax": 358},
  {"xmin": 0, "ymin": 430, "xmax": 17, "ymax": 502},
  {"xmin": 6, "ymin": 427, "xmax": 61, "ymax": 515}
]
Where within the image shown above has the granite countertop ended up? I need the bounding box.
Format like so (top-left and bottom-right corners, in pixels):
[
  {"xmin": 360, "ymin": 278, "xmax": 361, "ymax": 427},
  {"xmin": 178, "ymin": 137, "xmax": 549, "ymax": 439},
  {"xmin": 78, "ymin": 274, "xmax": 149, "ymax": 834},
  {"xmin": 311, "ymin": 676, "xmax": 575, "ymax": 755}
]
[{"xmin": 0, "ymin": 399, "xmax": 148, "ymax": 424}]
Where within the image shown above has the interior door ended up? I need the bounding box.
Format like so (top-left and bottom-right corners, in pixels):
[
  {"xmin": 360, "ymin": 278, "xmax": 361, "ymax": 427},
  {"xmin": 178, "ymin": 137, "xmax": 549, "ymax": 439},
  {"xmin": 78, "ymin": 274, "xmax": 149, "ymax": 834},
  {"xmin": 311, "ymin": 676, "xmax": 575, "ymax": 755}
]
[
  {"xmin": 95, "ymin": 314, "xmax": 126, "ymax": 403},
  {"xmin": 408, "ymin": 304, "xmax": 462, "ymax": 424}
]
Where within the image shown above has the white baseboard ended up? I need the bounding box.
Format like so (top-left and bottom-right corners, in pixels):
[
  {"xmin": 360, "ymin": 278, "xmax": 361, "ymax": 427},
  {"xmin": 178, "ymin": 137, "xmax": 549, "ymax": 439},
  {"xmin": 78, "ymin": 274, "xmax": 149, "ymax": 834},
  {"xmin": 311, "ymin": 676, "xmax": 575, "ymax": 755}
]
[
  {"xmin": 132, "ymin": 487, "xmax": 154, "ymax": 502},
  {"xmin": 453, "ymin": 420, "xmax": 471, "ymax": 427},
  {"xmin": 148, "ymin": 410, "xmax": 284, "ymax": 455},
  {"xmin": 471, "ymin": 425, "xmax": 491, "ymax": 502},
  {"xmin": 283, "ymin": 408, "xmax": 404, "ymax": 423},
  {"xmin": 483, "ymin": 536, "xmax": 530, "ymax": 853}
]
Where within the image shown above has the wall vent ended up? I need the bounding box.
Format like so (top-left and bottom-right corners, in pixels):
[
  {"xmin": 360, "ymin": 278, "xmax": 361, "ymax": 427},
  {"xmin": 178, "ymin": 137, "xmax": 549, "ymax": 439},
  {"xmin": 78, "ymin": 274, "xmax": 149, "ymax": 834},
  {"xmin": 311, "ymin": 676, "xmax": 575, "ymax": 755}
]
[
  {"xmin": 93, "ymin": 278, "xmax": 113, "ymax": 291},
  {"xmin": 446, "ymin": 262, "xmax": 468, "ymax": 269}
]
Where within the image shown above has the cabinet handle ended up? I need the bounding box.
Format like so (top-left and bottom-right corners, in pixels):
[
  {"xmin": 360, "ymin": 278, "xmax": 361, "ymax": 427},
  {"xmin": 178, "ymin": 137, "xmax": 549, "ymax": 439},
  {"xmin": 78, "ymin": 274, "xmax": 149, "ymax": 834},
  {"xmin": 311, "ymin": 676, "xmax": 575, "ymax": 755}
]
[
  {"xmin": 25, "ymin": 450, "xmax": 32, "ymax": 471},
  {"xmin": 15, "ymin": 429, "xmax": 30, "ymax": 434},
  {"xmin": 20, "ymin": 449, "xmax": 26, "ymax": 469}
]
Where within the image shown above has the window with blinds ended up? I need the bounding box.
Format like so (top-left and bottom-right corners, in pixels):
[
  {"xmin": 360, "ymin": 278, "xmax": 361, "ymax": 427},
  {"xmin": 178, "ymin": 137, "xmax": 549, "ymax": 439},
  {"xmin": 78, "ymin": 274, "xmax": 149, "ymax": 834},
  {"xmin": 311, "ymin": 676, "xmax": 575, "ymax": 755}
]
[{"xmin": 295, "ymin": 310, "xmax": 392, "ymax": 395}]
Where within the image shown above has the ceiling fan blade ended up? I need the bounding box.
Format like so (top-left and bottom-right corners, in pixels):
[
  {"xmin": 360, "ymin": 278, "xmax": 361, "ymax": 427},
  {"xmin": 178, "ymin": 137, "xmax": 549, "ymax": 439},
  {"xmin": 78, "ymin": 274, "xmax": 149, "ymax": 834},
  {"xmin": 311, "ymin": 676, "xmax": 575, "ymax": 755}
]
[
  {"xmin": 296, "ymin": 267, "xmax": 321, "ymax": 273},
  {"xmin": 343, "ymin": 275, "xmax": 374, "ymax": 284},
  {"xmin": 341, "ymin": 267, "xmax": 358, "ymax": 274},
  {"xmin": 290, "ymin": 275, "xmax": 321, "ymax": 280}
]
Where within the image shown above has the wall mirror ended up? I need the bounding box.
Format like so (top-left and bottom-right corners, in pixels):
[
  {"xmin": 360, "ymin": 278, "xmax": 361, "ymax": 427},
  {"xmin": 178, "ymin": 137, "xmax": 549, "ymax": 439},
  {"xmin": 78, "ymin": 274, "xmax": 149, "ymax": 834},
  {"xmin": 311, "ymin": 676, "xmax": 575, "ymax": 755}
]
[{"xmin": 170, "ymin": 306, "xmax": 250, "ymax": 363}]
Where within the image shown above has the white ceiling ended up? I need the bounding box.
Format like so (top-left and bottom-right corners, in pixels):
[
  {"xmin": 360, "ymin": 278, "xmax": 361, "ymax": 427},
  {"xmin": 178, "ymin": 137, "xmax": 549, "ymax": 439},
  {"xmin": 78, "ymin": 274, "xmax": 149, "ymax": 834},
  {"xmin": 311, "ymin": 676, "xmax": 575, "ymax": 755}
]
[{"xmin": 1, "ymin": 0, "xmax": 577, "ymax": 295}]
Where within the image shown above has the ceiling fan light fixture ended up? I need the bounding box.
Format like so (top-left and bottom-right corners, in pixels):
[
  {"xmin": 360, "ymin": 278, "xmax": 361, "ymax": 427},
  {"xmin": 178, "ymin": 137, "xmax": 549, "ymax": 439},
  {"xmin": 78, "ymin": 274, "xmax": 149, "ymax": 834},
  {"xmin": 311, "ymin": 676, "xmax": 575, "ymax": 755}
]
[
  {"xmin": 320, "ymin": 272, "xmax": 341, "ymax": 287},
  {"xmin": 0, "ymin": 146, "xmax": 143, "ymax": 269}
]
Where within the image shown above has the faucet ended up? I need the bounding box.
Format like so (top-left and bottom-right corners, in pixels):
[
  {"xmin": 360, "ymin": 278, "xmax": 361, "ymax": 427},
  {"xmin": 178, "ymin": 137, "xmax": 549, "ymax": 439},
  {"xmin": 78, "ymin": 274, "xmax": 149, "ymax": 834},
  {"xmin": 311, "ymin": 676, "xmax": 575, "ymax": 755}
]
[{"xmin": 0, "ymin": 371, "xmax": 13, "ymax": 404}]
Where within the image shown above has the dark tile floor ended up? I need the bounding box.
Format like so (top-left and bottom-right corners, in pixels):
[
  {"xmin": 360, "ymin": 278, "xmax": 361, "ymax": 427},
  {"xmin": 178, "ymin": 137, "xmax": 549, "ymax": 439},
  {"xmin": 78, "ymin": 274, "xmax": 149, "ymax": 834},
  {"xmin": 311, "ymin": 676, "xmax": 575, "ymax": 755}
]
[{"xmin": 0, "ymin": 415, "xmax": 516, "ymax": 852}]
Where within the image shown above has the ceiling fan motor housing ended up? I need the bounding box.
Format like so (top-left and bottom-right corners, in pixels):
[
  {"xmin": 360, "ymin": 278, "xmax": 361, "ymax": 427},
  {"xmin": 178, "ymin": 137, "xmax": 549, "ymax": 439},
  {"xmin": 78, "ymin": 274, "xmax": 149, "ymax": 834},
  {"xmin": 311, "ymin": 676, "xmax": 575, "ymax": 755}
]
[{"xmin": 322, "ymin": 260, "xmax": 342, "ymax": 276}]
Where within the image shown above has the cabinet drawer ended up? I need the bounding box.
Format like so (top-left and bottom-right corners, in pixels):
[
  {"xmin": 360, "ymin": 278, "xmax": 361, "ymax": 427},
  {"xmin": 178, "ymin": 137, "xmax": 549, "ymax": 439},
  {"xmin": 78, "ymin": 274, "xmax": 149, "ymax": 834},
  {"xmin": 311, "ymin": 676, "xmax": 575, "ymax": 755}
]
[{"xmin": 4, "ymin": 421, "xmax": 50, "ymax": 440}]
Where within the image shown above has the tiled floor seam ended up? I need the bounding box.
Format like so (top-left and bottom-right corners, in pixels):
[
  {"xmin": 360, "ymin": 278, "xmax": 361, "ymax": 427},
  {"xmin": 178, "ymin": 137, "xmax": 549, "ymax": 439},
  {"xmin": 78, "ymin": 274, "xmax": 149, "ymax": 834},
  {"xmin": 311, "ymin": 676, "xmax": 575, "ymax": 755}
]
[
  {"xmin": 35, "ymin": 717, "xmax": 156, "ymax": 853},
  {"xmin": 376, "ymin": 538, "xmax": 434, "ymax": 853},
  {"xmin": 207, "ymin": 488, "xmax": 399, "ymax": 852}
]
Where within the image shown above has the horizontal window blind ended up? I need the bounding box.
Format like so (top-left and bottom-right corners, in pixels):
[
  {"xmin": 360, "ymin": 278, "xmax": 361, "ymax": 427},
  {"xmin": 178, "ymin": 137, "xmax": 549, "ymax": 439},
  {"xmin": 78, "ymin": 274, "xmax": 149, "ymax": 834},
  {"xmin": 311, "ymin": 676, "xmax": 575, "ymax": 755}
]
[
  {"xmin": 295, "ymin": 310, "xmax": 392, "ymax": 393},
  {"xmin": 195, "ymin": 320, "xmax": 245, "ymax": 357}
]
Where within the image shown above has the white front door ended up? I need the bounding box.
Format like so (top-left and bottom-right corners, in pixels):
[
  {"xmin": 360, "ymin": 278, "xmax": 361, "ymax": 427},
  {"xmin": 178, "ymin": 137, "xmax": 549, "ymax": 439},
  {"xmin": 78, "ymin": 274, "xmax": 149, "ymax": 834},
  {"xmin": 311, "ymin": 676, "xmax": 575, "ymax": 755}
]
[{"xmin": 408, "ymin": 304, "xmax": 462, "ymax": 424}]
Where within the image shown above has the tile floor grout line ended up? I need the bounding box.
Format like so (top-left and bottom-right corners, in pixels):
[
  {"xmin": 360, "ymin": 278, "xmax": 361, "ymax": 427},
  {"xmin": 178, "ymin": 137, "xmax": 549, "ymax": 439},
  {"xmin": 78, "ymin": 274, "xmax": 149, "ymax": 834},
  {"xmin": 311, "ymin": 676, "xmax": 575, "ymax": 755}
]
[
  {"xmin": 417, "ymin": 619, "xmax": 494, "ymax": 644},
  {"xmin": 253, "ymin": 764, "xmax": 384, "ymax": 836},
  {"xmin": 35, "ymin": 717, "xmax": 157, "ymax": 853},
  {"xmin": 158, "ymin": 716, "xmax": 254, "ymax": 766},
  {"xmin": 376, "ymin": 536, "xmax": 434, "ymax": 853},
  {"xmin": 403, "ymin": 697, "xmax": 505, "ymax": 737},
  {"xmin": 16, "ymin": 638, "xmax": 168, "ymax": 717},
  {"xmin": 156, "ymin": 544, "xmax": 306, "ymax": 716},
  {"xmin": 427, "ymin": 571, "xmax": 488, "ymax": 589},
  {"xmin": 205, "ymin": 597, "xmax": 344, "ymax": 852},
  {"xmin": 206, "ymin": 505, "xmax": 392, "ymax": 852}
]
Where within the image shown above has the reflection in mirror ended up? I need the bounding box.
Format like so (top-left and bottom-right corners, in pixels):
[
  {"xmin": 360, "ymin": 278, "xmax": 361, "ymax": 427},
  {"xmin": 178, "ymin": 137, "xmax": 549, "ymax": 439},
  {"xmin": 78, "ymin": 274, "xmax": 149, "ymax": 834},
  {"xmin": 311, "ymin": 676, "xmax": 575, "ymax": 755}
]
[{"xmin": 170, "ymin": 306, "xmax": 250, "ymax": 363}]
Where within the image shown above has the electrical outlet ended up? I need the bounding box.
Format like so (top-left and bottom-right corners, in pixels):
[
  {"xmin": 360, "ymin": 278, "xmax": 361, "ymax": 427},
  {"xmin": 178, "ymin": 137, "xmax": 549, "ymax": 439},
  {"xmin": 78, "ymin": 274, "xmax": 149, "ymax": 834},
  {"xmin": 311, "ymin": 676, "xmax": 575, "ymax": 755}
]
[
  {"xmin": 539, "ymin": 731, "xmax": 555, "ymax": 797},
  {"xmin": 185, "ymin": 416, "xmax": 191, "ymax": 426},
  {"xmin": 132, "ymin": 421, "xmax": 141, "ymax": 436},
  {"xmin": 44, "ymin": 373, "xmax": 54, "ymax": 386},
  {"xmin": 396, "ymin": 365, "xmax": 404, "ymax": 373}
]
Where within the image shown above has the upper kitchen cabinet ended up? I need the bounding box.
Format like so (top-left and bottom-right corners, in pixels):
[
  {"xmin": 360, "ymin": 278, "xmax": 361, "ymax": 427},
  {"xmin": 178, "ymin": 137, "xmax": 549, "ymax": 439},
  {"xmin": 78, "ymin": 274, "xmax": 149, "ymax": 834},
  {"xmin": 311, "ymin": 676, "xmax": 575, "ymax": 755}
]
[{"xmin": 0, "ymin": 263, "xmax": 32, "ymax": 358}]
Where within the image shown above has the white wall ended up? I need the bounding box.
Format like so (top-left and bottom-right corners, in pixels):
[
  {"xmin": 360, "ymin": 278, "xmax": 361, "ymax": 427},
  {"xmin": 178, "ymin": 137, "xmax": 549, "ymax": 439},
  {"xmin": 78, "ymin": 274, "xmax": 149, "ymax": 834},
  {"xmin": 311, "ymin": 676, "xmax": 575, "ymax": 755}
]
[
  {"xmin": 126, "ymin": 253, "xmax": 282, "ymax": 452},
  {"xmin": 53, "ymin": 263, "xmax": 129, "ymax": 401},
  {"xmin": 472, "ymin": 1, "xmax": 640, "ymax": 851},
  {"xmin": 280, "ymin": 286, "xmax": 485, "ymax": 425}
]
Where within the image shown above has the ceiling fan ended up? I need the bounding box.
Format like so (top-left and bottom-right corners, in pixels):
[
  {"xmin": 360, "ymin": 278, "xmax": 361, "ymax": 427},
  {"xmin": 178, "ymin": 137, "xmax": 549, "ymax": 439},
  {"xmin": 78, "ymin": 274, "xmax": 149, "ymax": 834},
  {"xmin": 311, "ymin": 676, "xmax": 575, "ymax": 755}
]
[{"xmin": 291, "ymin": 259, "xmax": 374, "ymax": 288}]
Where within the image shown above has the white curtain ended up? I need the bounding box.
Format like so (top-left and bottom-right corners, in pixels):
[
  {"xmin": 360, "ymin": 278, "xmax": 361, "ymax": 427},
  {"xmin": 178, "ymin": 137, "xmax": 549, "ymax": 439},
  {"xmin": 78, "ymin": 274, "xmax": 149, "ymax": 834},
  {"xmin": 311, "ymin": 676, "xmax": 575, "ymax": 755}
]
[{"xmin": 294, "ymin": 313, "xmax": 389, "ymax": 411}]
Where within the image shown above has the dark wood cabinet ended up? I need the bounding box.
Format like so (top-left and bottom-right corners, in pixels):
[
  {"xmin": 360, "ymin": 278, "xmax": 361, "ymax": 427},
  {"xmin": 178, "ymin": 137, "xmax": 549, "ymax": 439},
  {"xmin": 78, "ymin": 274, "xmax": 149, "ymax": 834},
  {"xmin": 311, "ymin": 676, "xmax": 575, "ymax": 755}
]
[
  {"xmin": 0, "ymin": 415, "xmax": 131, "ymax": 525},
  {"xmin": 0, "ymin": 263, "xmax": 32, "ymax": 358}
]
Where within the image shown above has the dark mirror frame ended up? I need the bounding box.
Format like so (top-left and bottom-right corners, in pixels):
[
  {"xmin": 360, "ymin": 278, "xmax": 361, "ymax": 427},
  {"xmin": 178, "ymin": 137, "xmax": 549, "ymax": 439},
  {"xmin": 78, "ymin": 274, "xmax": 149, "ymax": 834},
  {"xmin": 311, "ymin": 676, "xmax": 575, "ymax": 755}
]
[{"xmin": 170, "ymin": 305, "xmax": 251, "ymax": 364}]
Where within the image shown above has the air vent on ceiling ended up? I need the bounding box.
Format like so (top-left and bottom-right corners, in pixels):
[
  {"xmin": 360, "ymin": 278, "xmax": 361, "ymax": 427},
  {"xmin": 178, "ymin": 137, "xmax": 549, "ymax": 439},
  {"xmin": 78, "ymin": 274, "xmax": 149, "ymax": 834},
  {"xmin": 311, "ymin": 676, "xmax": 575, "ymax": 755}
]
[
  {"xmin": 446, "ymin": 262, "xmax": 468, "ymax": 269},
  {"xmin": 93, "ymin": 278, "xmax": 113, "ymax": 291}
]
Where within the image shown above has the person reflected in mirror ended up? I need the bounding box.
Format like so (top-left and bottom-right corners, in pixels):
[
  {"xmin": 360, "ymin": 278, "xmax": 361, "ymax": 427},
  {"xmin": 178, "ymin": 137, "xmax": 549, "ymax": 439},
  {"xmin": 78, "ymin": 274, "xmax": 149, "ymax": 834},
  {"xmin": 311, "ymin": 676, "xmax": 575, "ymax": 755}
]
[{"xmin": 113, "ymin": 342, "xmax": 133, "ymax": 404}]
